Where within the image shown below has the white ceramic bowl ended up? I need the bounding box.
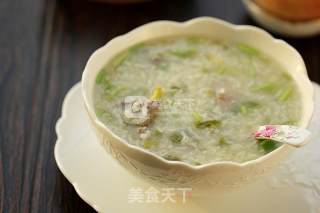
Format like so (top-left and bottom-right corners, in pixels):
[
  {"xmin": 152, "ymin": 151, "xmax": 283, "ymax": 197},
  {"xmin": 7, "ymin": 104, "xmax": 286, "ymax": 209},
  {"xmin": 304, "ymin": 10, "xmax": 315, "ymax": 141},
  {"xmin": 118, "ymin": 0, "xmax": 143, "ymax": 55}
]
[{"xmin": 81, "ymin": 17, "xmax": 314, "ymax": 194}]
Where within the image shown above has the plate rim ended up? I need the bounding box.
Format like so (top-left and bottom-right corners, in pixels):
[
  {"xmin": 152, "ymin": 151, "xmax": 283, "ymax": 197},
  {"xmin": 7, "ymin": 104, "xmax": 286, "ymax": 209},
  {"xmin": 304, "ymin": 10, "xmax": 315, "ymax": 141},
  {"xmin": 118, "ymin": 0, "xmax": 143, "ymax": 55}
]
[
  {"xmin": 54, "ymin": 82, "xmax": 103, "ymax": 212},
  {"xmin": 54, "ymin": 82, "xmax": 320, "ymax": 212}
]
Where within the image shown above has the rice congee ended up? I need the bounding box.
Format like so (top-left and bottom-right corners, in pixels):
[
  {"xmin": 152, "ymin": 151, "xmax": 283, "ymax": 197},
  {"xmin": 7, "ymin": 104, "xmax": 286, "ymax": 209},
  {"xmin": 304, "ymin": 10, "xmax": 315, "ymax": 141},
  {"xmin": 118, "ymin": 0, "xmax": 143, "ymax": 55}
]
[{"xmin": 93, "ymin": 37, "xmax": 301, "ymax": 165}]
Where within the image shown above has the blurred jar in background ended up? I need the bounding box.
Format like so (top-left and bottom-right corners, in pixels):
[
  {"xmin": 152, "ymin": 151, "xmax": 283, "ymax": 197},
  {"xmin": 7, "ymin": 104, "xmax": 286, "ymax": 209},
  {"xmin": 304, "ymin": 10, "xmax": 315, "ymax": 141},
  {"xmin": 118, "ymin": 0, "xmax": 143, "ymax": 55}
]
[{"xmin": 255, "ymin": 0, "xmax": 320, "ymax": 21}]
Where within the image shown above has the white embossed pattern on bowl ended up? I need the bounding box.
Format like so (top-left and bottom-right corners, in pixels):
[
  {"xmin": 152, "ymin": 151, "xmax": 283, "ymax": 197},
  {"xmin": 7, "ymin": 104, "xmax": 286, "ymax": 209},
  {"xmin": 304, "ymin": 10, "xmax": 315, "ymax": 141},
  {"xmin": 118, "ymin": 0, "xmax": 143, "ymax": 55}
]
[{"xmin": 81, "ymin": 17, "xmax": 314, "ymax": 194}]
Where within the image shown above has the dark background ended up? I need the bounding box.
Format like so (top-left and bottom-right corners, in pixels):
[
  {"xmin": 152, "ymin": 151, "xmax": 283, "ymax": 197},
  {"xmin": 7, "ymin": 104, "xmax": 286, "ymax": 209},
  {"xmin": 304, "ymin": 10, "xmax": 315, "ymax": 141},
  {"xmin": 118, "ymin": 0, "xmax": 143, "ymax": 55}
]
[{"xmin": 0, "ymin": 0, "xmax": 319, "ymax": 212}]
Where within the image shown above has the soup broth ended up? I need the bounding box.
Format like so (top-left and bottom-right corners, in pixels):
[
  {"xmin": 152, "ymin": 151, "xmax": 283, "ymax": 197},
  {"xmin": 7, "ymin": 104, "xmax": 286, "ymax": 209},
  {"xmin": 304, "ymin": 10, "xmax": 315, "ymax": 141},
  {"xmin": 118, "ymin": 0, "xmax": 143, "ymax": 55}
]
[{"xmin": 93, "ymin": 37, "xmax": 301, "ymax": 165}]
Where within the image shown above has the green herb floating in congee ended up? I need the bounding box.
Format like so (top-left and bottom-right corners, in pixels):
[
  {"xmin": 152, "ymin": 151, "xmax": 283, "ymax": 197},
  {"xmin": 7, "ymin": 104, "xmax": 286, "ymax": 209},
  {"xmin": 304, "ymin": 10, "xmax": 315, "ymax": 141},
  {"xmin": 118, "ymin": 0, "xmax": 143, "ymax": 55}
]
[{"xmin": 93, "ymin": 36, "xmax": 302, "ymax": 166}]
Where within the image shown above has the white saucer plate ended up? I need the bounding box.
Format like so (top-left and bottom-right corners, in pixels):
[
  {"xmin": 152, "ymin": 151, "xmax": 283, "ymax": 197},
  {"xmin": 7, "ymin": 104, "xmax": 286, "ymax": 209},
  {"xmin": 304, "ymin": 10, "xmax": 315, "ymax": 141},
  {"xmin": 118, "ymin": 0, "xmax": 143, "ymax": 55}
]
[
  {"xmin": 55, "ymin": 82, "xmax": 320, "ymax": 213},
  {"xmin": 243, "ymin": 0, "xmax": 320, "ymax": 37}
]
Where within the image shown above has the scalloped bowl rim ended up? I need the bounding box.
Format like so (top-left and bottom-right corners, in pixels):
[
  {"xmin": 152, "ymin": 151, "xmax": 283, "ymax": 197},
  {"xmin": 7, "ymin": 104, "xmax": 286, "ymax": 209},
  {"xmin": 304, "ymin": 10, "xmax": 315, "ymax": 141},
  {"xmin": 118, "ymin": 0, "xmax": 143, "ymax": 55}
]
[{"xmin": 81, "ymin": 17, "xmax": 314, "ymax": 171}]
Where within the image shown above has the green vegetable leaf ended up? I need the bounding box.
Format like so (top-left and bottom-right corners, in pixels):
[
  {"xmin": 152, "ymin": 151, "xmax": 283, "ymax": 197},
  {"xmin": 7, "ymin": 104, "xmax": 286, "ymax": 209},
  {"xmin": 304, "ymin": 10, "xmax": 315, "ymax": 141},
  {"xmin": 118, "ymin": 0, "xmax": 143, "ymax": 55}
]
[
  {"xmin": 186, "ymin": 37, "xmax": 202, "ymax": 45},
  {"xmin": 169, "ymin": 131, "xmax": 183, "ymax": 144},
  {"xmin": 257, "ymin": 139, "xmax": 279, "ymax": 153},
  {"xmin": 196, "ymin": 119, "xmax": 221, "ymax": 129},
  {"xmin": 247, "ymin": 61, "xmax": 256, "ymax": 77},
  {"xmin": 112, "ymin": 42, "xmax": 145, "ymax": 69},
  {"xmin": 96, "ymin": 108, "xmax": 105, "ymax": 117}
]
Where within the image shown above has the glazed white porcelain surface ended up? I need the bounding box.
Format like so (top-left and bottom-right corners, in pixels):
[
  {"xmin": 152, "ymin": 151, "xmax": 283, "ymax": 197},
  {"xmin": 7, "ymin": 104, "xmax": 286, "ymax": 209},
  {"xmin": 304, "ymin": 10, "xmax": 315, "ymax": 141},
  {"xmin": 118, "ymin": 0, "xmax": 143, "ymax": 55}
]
[
  {"xmin": 81, "ymin": 17, "xmax": 314, "ymax": 193},
  {"xmin": 243, "ymin": 0, "xmax": 320, "ymax": 37},
  {"xmin": 54, "ymin": 83, "xmax": 320, "ymax": 212}
]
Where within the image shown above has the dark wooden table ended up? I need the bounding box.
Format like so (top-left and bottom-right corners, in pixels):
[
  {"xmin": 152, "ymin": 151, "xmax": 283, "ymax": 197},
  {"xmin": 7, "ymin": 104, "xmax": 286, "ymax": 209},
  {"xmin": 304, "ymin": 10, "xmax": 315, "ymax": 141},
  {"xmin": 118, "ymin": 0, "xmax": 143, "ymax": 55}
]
[{"xmin": 0, "ymin": 0, "xmax": 319, "ymax": 212}]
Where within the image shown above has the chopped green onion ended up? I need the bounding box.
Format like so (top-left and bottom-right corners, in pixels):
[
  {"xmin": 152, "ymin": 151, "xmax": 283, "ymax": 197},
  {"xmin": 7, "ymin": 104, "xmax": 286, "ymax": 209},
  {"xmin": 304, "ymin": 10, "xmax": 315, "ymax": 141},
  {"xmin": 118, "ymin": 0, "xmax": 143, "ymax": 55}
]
[
  {"xmin": 236, "ymin": 43, "xmax": 260, "ymax": 57},
  {"xmin": 192, "ymin": 111, "xmax": 221, "ymax": 128},
  {"xmin": 192, "ymin": 112, "xmax": 203, "ymax": 125},
  {"xmin": 251, "ymin": 82, "xmax": 278, "ymax": 93},
  {"xmin": 218, "ymin": 137, "xmax": 228, "ymax": 146},
  {"xmin": 96, "ymin": 109, "xmax": 113, "ymax": 121},
  {"xmin": 113, "ymin": 51, "xmax": 130, "ymax": 68},
  {"xmin": 196, "ymin": 119, "xmax": 221, "ymax": 129},
  {"xmin": 163, "ymin": 154, "xmax": 181, "ymax": 161},
  {"xmin": 170, "ymin": 48, "xmax": 196, "ymax": 58},
  {"xmin": 105, "ymin": 86, "xmax": 127, "ymax": 100},
  {"xmin": 281, "ymin": 72, "xmax": 292, "ymax": 80},
  {"xmin": 129, "ymin": 42, "xmax": 145, "ymax": 52},
  {"xmin": 95, "ymin": 70, "xmax": 107, "ymax": 84},
  {"xmin": 112, "ymin": 42, "xmax": 146, "ymax": 69}
]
